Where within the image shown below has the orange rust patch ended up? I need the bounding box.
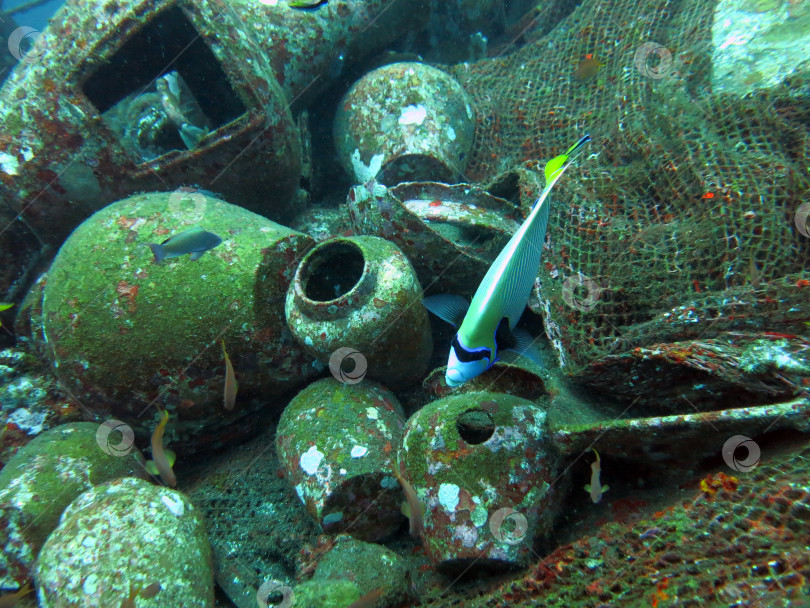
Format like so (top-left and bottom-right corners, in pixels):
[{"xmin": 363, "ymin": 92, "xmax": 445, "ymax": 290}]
[
  {"xmin": 116, "ymin": 216, "xmax": 136, "ymax": 229},
  {"xmin": 115, "ymin": 280, "xmax": 139, "ymax": 313}
]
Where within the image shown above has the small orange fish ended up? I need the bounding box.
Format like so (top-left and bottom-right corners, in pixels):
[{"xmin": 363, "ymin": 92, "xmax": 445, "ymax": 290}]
[
  {"xmin": 120, "ymin": 584, "xmax": 140, "ymax": 608},
  {"xmin": 749, "ymin": 256, "xmax": 762, "ymax": 288},
  {"xmin": 222, "ymin": 340, "xmax": 238, "ymax": 411},
  {"xmin": 574, "ymin": 55, "xmax": 605, "ymax": 81},
  {"xmin": 0, "ymin": 583, "xmax": 33, "ymax": 608},
  {"xmin": 391, "ymin": 464, "xmax": 425, "ymax": 537},
  {"xmin": 120, "ymin": 581, "xmax": 161, "ymax": 607},
  {"xmin": 145, "ymin": 411, "xmax": 177, "ymax": 487},
  {"xmin": 347, "ymin": 586, "xmax": 386, "ymax": 608},
  {"xmin": 140, "ymin": 582, "xmax": 161, "ymax": 599},
  {"xmin": 584, "ymin": 449, "xmax": 609, "ymax": 503}
]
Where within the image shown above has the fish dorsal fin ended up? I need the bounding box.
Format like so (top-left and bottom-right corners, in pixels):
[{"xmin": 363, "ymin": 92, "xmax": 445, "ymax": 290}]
[
  {"xmin": 475, "ymin": 136, "xmax": 590, "ymax": 328},
  {"xmin": 422, "ymin": 295, "xmax": 470, "ymax": 327}
]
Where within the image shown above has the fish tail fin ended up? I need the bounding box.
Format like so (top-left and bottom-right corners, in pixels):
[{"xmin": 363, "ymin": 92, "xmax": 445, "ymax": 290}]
[
  {"xmin": 543, "ymin": 134, "xmax": 591, "ymax": 184},
  {"xmin": 148, "ymin": 244, "xmax": 166, "ymax": 264}
]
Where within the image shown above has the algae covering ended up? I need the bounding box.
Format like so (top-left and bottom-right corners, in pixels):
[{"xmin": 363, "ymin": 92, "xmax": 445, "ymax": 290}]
[
  {"xmin": 310, "ymin": 538, "xmax": 411, "ymax": 605},
  {"xmin": 0, "ymin": 422, "xmax": 147, "ymax": 587},
  {"xmin": 399, "ymin": 391, "xmax": 559, "ymax": 572},
  {"xmin": 36, "ymin": 477, "xmax": 213, "ymax": 608},
  {"xmin": 286, "ymin": 235, "xmax": 433, "ymax": 388},
  {"xmin": 276, "ymin": 378, "xmax": 407, "ymax": 541},
  {"xmin": 40, "ymin": 191, "xmax": 317, "ymax": 446}
]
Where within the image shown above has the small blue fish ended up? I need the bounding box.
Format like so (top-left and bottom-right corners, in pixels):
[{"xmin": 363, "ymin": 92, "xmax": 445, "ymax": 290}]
[
  {"xmin": 423, "ymin": 135, "xmax": 590, "ymax": 386},
  {"xmin": 148, "ymin": 227, "xmax": 222, "ymax": 263}
]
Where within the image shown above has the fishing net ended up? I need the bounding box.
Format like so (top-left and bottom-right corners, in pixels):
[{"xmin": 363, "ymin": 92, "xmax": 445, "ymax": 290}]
[
  {"xmin": 446, "ymin": 0, "xmax": 810, "ymax": 379},
  {"xmin": 418, "ymin": 437, "xmax": 810, "ymax": 607}
]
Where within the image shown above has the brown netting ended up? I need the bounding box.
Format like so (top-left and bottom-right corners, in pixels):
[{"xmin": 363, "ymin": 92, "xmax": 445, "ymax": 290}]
[
  {"xmin": 416, "ymin": 438, "xmax": 810, "ymax": 607},
  {"xmin": 447, "ymin": 0, "xmax": 810, "ymax": 375}
]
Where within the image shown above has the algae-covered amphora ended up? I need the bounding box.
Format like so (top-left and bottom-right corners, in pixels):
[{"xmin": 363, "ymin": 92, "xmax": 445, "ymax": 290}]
[{"xmin": 285, "ymin": 236, "xmax": 432, "ymax": 388}]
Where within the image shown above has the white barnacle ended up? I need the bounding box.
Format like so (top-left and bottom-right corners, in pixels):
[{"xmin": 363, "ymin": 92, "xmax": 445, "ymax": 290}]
[
  {"xmin": 399, "ymin": 104, "xmax": 427, "ymax": 126},
  {"xmin": 350, "ymin": 148, "xmax": 384, "ymax": 182},
  {"xmin": 351, "ymin": 445, "xmax": 368, "ymax": 458},
  {"xmin": 0, "ymin": 152, "xmax": 19, "ymax": 176},
  {"xmin": 161, "ymin": 494, "xmax": 185, "ymax": 516},
  {"xmin": 438, "ymin": 483, "xmax": 460, "ymax": 512},
  {"xmin": 300, "ymin": 445, "xmax": 324, "ymax": 475}
]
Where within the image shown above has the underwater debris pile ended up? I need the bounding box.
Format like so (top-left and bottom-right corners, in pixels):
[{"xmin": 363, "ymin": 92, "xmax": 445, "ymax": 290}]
[
  {"xmin": 419, "ymin": 438, "xmax": 810, "ymax": 608},
  {"xmin": 447, "ymin": 0, "xmax": 810, "ymax": 401},
  {"xmin": 34, "ymin": 192, "xmax": 319, "ymax": 448}
]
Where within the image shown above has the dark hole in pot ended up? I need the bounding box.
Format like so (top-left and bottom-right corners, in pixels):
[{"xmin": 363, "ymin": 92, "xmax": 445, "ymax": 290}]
[
  {"xmin": 303, "ymin": 241, "xmax": 365, "ymax": 301},
  {"xmin": 381, "ymin": 154, "xmax": 456, "ymax": 185},
  {"xmin": 456, "ymin": 408, "xmax": 495, "ymax": 444},
  {"xmin": 82, "ymin": 6, "xmax": 246, "ymax": 162},
  {"xmin": 487, "ymin": 170, "xmax": 521, "ymax": 204}
]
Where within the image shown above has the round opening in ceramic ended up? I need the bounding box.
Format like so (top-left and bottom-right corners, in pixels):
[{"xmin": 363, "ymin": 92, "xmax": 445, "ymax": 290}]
[
  {"xmin": 381, "ymin": 154, "xmax": 454, "ymax": 185},
  {"xmin": 301, "ymin": 241, "xmax": 365, "ymax": 302},
  {"xmin": 456, "ymin": 408, "xmax": 495, "ymax": 445}
]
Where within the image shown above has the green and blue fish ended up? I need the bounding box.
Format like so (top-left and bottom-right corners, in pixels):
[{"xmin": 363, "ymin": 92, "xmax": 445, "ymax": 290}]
[
  {"xmin": 423, "ymin": 135, "xmax": 591, "ymax": 386},
  {"xmin": 288, "ymin": 0, "xmax": 328, "ymax": 9},
  {"xmin": 148, "ymin": 227, "xmax": 222, "ymax": 263}
]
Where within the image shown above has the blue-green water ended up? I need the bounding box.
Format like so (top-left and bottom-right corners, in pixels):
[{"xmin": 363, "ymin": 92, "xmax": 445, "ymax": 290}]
[{"xmin": 0, "ymin": 1, "xmax": 809, "ymax": 607}]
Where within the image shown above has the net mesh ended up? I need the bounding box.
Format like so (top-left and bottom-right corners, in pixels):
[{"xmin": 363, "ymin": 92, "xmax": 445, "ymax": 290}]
[
  {"xmin": 447, "ymin": 0, "xmax": 810, "ymax": 374},
  {"xmin": 417, "ymin": 438, "xmax": 810, "ymax": 608}
]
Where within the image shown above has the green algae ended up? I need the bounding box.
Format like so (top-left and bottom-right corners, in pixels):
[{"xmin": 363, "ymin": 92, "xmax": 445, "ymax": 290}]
[
  {"xmin": 36, "ymin": 477, "xmax": 213, "ymax": 608},
  {"xmin": 290, "ymin": 579, "xmax": 362, "ymax": 607},
  {"xmin": 0, "ymin": 422, "xmax": 147, "ymax": 587},
  {"xmin": 312, "ymin": 537, "xmax": 410, "ymax": 604},
  {"xmin": 40, "ymin": 191, "xmax": 317, "ymax": 442}
]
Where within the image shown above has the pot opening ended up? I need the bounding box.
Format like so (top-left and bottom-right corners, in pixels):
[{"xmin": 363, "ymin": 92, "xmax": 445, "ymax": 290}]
[
  {"xmin": 456, "ymin": 408, "xmax": 495, "ymax": 445},
  {"xmin": 82, "ymin": 6, "xmax": 246, "ymax": 163},
  {"xmin": 302, "ymin": 241, "xmax": 365, "ymax": 302},
  {"xmin": 381, "ymin": 154, "xmax": 455, "ymax": 185}
]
